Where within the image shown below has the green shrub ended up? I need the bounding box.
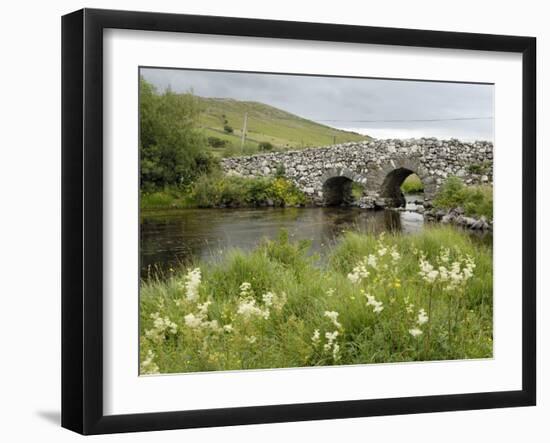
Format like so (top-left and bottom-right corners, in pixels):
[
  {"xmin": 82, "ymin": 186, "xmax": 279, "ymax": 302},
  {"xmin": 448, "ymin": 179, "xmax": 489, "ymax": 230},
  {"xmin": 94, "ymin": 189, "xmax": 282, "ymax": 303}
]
[
  {"xmin": 223, "ymin": 124, "xmax": 234, "ymax": 134},
  {"xmin": 190, "ymin": 174, "xmax": 306, "ymax": 208},
  {"xmin": 351, "ymin": 182, "xmax": 365, "ymax": 200},
  {"xmin": 467, "ymin": 162, "xmax": 491, "ymax": 175},
  {"xmin": 433, "ymin": 176, "xmax": 493, "ymax": 219},
  {"xmin": 207, "ymin": 136, "xmax": 228, "ymax": 148},
  {"xmin": 274, "ymin": 163, "xmax": 286, "ymax": 178},
  {"xmin": 259, "ymin": 141, "xmax": 274, "ymax": 151}
]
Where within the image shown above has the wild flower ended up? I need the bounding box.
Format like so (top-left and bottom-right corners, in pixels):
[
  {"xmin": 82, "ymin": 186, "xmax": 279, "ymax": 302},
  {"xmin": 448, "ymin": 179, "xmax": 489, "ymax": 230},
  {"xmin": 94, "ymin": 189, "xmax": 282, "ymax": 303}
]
[
  {"xmin": 390, "ymin": 247, "xmax": 401, "ymax": 262},
  {"xmin": 184, "ymin": 312, "xmax": 204, "ymax": 329},
  {"xmin": 183, "ymin": 301, "xmax": 220, "ymax": 331},
  {"xmin": 197, "ymin": 301, "xmax": 212, "ymax": 315},
  {"xmin": 365, "ymin": 293, "xmax": 384, "ymax": 314},
  {"xmin": 324, "ymin": 311, "xmax": 342, "ymax": 329},
  {"xmin": 262, "ymin": 291, "xmax": 287, "ymax": 311},
  {"xmin": 323, "ymin": 330, "xmax": 339, "ymax": 352},
  {"xmin": 409, "ymin": 328, "xmax": 423, "ymax": 337},
  {"xmin": 311, "ymin": 329, "xmax": 320, "ymax": 345},
  {"xmin": 145, "ymin": 312, "xmax": 178, "ymax": 342},
  {"xmin": 439, "ymin": 256, "xmax": 476, "ymax": 291},
  {"xmin": 438, "ymin": 266, "xmax": 449, "ymax": 282},
  {"xmin": 377, "ymin": 246, "xmax": 388, "ymax": 257},
  {"xmin": 181, "ymin": 268, "xmax": 201, "ymax": 302},
  {"xmin": 462, "ymin": 256, "xmax": 476, "ymax": 280},
  {"xmin": 347, "ymin": 260, "xmax": 369, "ymax": 283},
  {"xmin": 439, "ymin": 247, "xmax": 450, "ymax": 263},
  {"xmin": 246, "ymin": 335, "xmax": 257, "ymax": 344},
  {"xmin": 237, "ymin": 296, "xmax": 270, "ymax": 320},
  {"xmin": 239, "ymin": 282, "xmax": 252, "ymax": 296},
  {"xmin": 140, "ymin": 350, "xmax": 160, "ymax": 375},
  {"xmin": 223, "ymin": 324, "xmax": 234, "ymax": 333},
  {"xmin": 419, "ymin": 258, "xmax": 439, "ymax": 283},
  {"xmin": 366, "ymin": 254, "xmax": 378, "ymax": 269},
  {"xmin": 326, "ymin": 288, "xmax": 335, "ymax": 297},
  {"xmin": 406, "ymin": 303, "xmax": 415, "ymax": 314},
  {"xmin": 332, "ymin": 342, "xmax": 341, "ymax": 361},
  {"xmin": 417, "ymin": 308, "xmax": 429, "ymax": 325},
  {"xmin": 206, "ymin": 319, "xmax": 221, "ymax": 332}
]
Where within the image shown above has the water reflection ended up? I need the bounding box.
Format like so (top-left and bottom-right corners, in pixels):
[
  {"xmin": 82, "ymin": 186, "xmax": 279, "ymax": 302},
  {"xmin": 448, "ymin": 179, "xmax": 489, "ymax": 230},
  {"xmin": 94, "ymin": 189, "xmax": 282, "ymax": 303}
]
[{"xmin": 140, "ymin": 206, "xmax": 424, "ymax": 278}]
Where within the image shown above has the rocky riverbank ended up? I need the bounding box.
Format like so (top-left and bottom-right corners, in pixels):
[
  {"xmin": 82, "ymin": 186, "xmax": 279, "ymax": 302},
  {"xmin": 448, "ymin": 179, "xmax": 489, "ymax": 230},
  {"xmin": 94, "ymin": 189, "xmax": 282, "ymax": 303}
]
[{"xmin": 425, "ymin": 207, "xmax": 492, "ymax": 231}]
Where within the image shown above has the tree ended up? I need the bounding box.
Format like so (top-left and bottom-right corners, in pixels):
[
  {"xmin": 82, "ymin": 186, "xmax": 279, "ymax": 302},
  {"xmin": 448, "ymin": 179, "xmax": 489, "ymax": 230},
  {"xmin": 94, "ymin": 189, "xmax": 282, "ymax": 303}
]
[{"xmin": 139, "ymin": 77, "xmax": 217, "ymax": 189}]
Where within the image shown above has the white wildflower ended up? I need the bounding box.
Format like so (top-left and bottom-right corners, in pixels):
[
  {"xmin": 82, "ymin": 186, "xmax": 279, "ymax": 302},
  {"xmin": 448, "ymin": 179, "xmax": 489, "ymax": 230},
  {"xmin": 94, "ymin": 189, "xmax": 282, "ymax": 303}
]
[
  {"xmin": 365, "ymin": 293, "xmax": 384, "ymax": 314},
  {"xmin": 462, "ymin": 256, "xmax": 476, "ymax": 281},
  {"xmin": 324, "ymin": 310, "xmax": 342, "ymax": 329},
  {"xmin": 409, "ymin": 328, "xmax": 423, "ymax": 337},
  {"xmin": 377, "ymin": 246, "xmax": 388, "ymax": 257},
  {"xmin": 417, "ymin": 308, "xmax": 429, "ymax": 325},
  {"xmin": 145, "ymin": 312, "xmax": 177, "ymax": 342},
  {"xmin": 140, "ymin": 350, "xmax": 160, "ymax": 375},
  {"xmin": 332, "ymin": 342, "xmax": 341, "ymax": 361},
  {"xmin": 205, "ymin": 319, "xmax": 221, "ymax": 332},
  {"xmin": 419, "ymin": 258, "xmax": 439, "ymax": 283},
  {"xmin": 439, "ymin": 247, "xmax": 450, "ymax": 263},
  {"xmin": 262, "ymin": 291, "xmax": 274, "ymax": 307},
  {"xmin": 366, "ymin": 254, "xmax": 378, "ymax": 269},
  {"xmin": 406, "ymin": 303, "xmax": 415, "ymax": 314},
  {"xmin": 326, "ymin": 288, "xmax": 335, "ymax": 297},
  {"xmin": 347, "ymin": 261, "xmax": 369, "ymax": 283},
  {"xmin": 197, "ymin": 301, "xmax": 211, "ymax": 315},
  {"xmin": 323, "ymin": 330, "xmax": 339, "ymax": 351},
  {"xmin": 262, "ymin": 291, "xmax": 287, "ymax": 311},
  {"xmin": 237, "ymin": 297, "xmax": 270, "ymax": 320},
  {"xmin": 223, "ymin": 324, "xmax": 234, "ymax": 333},
  {"xmin": 246, "ymin": 335, "xmax": 257, "ymax": 344},
  {"xmin": 182, "ymin": 268, "xmax": 201, "ymax": 301},
  {"xmin": 184, "ymin": 312, "xmax": 203, "ymax": 329},
  {"xmin": 391, "ymin": 250, "xmax": 401, "ymax": 261},
  {"xmin": 311, "ymin": 329, "xmax": 320, "ymax": 345},
  {"xmin": 239, "ymin": 282, "xmax": 252, "ymax": 296}
]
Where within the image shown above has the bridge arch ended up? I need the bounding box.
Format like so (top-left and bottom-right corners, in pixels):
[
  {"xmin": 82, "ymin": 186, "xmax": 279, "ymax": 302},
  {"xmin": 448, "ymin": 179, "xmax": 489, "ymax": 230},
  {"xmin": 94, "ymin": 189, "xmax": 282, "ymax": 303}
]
[
  {"xmin": 368, "ymin": 157, "xmax": 435, "ymax": 207},
  {"xmin": 320, "ymin": 168, "xmax": 367, "ymax": 206}
]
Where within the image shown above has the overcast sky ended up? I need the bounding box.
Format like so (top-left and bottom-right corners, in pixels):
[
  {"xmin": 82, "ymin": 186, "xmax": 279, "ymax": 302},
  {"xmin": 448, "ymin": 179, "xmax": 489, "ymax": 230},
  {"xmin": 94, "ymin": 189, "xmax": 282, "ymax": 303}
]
[{"xmin": 141, "ymin": 68, "xmax": 494, "ymax": 141}]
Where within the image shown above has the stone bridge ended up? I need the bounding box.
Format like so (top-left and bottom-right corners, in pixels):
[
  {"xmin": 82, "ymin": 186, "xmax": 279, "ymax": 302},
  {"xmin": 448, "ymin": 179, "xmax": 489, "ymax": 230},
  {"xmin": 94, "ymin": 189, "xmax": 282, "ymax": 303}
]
[{"xmin": 221, "ymin": 138, "xmax": 493, "ymax": 208}]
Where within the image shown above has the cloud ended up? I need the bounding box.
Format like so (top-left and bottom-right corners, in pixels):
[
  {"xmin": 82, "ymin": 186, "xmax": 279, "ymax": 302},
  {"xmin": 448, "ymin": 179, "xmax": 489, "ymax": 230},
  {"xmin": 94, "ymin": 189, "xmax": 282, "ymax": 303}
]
[{"xmin": 141, "ymin": 68, "xmax": 494, "ymax": 141}]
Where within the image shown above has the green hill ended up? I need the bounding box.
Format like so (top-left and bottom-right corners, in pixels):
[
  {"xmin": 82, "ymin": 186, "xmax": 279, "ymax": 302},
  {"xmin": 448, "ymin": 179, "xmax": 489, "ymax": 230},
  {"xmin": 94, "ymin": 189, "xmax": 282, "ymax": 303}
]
[{"xmin": 196, "ymin": 97, "xmax": 370, "ymax": 156}]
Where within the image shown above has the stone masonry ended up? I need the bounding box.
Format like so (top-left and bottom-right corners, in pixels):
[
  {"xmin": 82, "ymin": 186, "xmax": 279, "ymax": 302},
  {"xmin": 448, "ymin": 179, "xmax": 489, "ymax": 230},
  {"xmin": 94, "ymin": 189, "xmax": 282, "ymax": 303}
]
[{"xmin": 221, "ymin": 138, "xmax": 493, "ymax": 208}]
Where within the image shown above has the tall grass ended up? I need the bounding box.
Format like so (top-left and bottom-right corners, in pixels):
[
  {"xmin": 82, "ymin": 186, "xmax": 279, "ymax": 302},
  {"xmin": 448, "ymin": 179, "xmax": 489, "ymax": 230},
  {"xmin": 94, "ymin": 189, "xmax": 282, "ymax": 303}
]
[{"xmin": 140, "ymin": 227, "xmax": 492, "ymax": 374}]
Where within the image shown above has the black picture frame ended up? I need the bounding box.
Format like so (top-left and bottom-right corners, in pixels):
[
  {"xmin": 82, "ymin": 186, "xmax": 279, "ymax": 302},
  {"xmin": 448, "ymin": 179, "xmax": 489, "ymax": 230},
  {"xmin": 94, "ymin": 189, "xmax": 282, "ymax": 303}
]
[{"xmin": 62, "ymin": 8, "xmax": 536, "ymax": 435}]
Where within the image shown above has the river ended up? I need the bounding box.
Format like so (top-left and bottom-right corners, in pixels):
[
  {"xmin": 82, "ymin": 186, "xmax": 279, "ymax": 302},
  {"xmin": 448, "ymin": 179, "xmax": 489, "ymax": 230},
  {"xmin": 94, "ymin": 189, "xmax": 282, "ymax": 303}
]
[{"xmin": 140, "ymin": 196, "xmax": 433, "ymax": 278}]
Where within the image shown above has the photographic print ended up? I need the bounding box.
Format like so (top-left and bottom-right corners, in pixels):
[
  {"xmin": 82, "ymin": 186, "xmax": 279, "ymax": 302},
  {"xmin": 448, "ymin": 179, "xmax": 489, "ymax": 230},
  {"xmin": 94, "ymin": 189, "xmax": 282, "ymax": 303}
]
[{"xmin": 138, "ymin": 68, "xmax": 494, "ymax": 376}]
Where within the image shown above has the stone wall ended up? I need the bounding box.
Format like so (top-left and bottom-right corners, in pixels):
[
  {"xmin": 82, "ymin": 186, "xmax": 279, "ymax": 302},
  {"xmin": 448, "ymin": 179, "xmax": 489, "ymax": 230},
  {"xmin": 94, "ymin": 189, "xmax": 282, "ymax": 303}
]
[{"xmin": 221, "ymin": 138, "xmax": 493, "ymax": 207}]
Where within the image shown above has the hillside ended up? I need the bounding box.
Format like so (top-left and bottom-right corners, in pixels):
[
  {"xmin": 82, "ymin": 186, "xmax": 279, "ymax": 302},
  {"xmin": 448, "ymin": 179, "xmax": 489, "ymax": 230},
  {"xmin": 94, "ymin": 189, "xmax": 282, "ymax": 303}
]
[{"xmin": 196, "ymin": 97, "xmax": 370, "ymax": 156}]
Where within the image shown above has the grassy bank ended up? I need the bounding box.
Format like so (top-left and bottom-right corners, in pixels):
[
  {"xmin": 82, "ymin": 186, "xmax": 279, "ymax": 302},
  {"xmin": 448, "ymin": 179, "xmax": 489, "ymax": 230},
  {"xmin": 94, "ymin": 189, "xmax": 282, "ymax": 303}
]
[
  {"xmin": 141, "ymin": 175, "xmax": 307, "ymax": 210},
  {"xmin": 401, "ymin": 173, "xmax": 424, "ymax": 194},
  {"xmin": 140, "ymin": 227, "xmax": 492, "ymax": 374},
  {"xmin": 433, "ymin": 176, "xmax": 493, "ymax": 219}
]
